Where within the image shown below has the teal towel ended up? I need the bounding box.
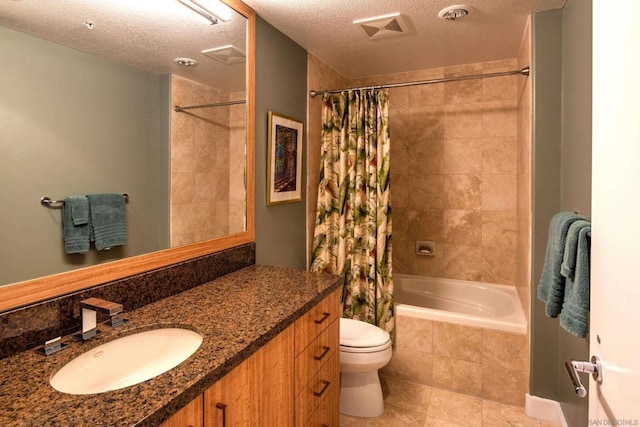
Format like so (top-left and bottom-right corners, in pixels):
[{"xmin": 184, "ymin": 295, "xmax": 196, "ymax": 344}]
[
  {"xmin": 87, "ymin": 193, "xmax": 127, "ymax": 251},
  {"xmin": 560, "ymin": 219, "xmax": 591, "ymax": 279},
  {"xmin": 537, "ymin": 211, "xmax": 586, "ymax": 317},
  {"xmin": 560, "ymin": 224, "xmax": 591, "ymax": 337},
  {"xmin": 62, "ymin": 196, "xmax": 90, "ymax": 254}
]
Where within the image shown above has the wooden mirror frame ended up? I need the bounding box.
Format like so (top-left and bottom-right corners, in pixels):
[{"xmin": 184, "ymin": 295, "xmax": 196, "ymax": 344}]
[{"xmin": 0, "ymin": 0, "xmax": 255, "ymax": 313}]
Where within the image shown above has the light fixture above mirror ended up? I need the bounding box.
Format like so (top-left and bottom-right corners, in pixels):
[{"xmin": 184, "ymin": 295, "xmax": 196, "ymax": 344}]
[{"xmin": 178, "ymin": 0, "xmax": 234, "ymax": 24}]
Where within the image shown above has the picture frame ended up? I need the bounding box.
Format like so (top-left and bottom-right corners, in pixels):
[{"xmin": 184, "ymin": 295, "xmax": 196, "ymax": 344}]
[{"xmin": 267, "ymin": 111, "xmax": 303, "ymax": 205}]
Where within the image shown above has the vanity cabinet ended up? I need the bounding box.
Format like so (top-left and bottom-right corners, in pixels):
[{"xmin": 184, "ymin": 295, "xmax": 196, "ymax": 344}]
[
  {"xmin": 294, "ymin": 288, "xmax": 340, "ymax": 426},
  {"xmin": 162, "ymin": 289, "xmax": 340, "ymax": 427},
  {"xmin": 161, "ymin": 395, "xmax": 203, "ymax": 427},
  {"xmin": 204, "ymin": 327, "xmax": 294, "ymax": 426}
]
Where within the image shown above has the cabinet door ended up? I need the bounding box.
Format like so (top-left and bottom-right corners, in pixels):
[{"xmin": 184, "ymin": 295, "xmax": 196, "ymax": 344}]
[
  {"xmin": 204, "ymin": 327, "xmax": 294, "ymax": 426},
  {"xmin": 204, "ymin": 360, "xmax": 253, "ymax": 427},
  {"xmin": 161, "ymin": 395, "xmax": 204, "ymax": 427}
]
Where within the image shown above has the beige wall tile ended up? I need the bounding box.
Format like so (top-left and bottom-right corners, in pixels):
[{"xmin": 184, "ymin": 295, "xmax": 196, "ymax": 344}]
[
  {"xmin": 444, "ymin": 103, "xmax": 483, "ymax": 139},
  {"xmin": 396, "ymin": 316, "xmax": 433, "ymax": 353},
  {"xmin": 393, "ymin": 138, "xmax": 444, "ymax": 175},
  {"xmin": 432, "ymin": 356, "xmax": 482, "ymax": 396},
  {"xmin": 482, "ymin": 137, "xmax": 517, "ymax": 174},
  {"xmin": 482, "ymin": 210, "xmax": 517, "ymax": 249},
  {"xmin": 392, "ymin": 106, "xmax": 445, "ymax": 142},
  {"xmin": 444, "ymin": 175, "xmax": 482, "ymax": 210},
  {"xmin": 483, "ymin": 75, "xmax": 518, "ymax": 102},
  {"xmin": 482, "ymin": 175, "xmax": 517, "ymax": 211},
  {"xmin": 481, "ymin": 245, "xmax": 517, "ymax": 285},
  {"xmin": 409, "ymin": 83, "xmax": 445, "ymax": 107},
  {"xmin": 444, "ymin": 210, "xmax": 482, "ymax": 245},
  {"xmin": 433, "ymin": 322, "xmax": 483, "ymax": 362},
  {"xmin": 394, "ymin": 208, "xmax": 444, "ymax": 241},
  {"xmin": 481, "ymin": 365, "xmax": 526, "ymax": 406},
  {"xmin": 426, "ymin": 388, "xmax": 482, "ymax": 427},
  {"xmin": 482, "ymin": 99, "xmax": 518, "ymax": 138},
  {"xmin": 443, "ymin": 139, "xmax": 482, "ymax": 175},
  {"xmin": 443, "ymin": 244, "xmax": 482, "ymax": 281},
  {"xmin": 482, "ymin": 329, "xmax": 528, "ymax": 372},
  {"xmin": 445, "ymin": 79, "xmax": 482, "ymax": 104}
]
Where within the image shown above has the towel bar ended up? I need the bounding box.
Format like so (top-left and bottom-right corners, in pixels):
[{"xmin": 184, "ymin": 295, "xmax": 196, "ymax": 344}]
[{"xmin": 40, "ymin": 193, "xmax": 129, "ymax": 207}]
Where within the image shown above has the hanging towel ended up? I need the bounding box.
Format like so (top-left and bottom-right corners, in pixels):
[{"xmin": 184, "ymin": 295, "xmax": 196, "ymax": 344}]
[
  {"xmin": 559, "ymin": 223, "xmax": 591, "ymax": 337},
  {"xmin": 537, "ymin": 211, "xmax": 585, "ymax": 317},
  {"xmin": 560, "ymin": 219, "xmax": 591, "ymax": 279},
  {"xmin": 87, "ymin": 193, "xmax": 127, "ymax": 251},
  {"xmin": 62, "ymin": 196, "xmax": 90, "ymax": 254}
]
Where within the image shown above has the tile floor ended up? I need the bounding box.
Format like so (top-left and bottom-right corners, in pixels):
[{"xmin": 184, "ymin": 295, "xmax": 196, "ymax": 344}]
[{"xmin": 339, "ymin": 376, "xmax": 554, "ymax": 427}]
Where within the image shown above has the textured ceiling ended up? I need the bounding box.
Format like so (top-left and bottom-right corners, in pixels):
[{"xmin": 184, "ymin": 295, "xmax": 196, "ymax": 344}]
[
  {"xmin": 243, "ymin": 0, "xmax": 567, "ymax": 78},
  {"xmin": 0, "ymin": 0, "xmax": 247, "ymax": 92}
]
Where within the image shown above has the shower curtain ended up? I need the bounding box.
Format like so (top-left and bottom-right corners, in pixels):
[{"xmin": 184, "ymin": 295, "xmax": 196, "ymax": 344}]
[{"xmin": 310, "ymin": 89, "xmax": 393, "ymax": 334}]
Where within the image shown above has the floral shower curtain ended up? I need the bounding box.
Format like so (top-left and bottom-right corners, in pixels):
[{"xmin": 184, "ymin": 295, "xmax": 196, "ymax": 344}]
[{"xmin": 310, "ymin": 89, "xmax": 393, "ymax": 334}]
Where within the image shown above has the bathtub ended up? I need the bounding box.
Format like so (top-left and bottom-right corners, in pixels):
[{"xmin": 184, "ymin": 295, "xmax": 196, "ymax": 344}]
[{"xmin": 394, "ymin": 273, "xmax": 527, "ymax": 334}]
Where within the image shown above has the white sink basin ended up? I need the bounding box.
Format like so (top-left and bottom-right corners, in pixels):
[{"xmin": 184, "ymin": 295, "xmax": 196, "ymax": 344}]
[{"xmin": 50, "ymin": 328, "xmax": 203, "ymax": 395}]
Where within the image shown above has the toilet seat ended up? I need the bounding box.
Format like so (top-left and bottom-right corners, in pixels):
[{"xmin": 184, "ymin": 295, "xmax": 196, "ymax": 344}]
[{"xmin": 339, "ymin": 317, "xmax": 391, "ymax": 353}]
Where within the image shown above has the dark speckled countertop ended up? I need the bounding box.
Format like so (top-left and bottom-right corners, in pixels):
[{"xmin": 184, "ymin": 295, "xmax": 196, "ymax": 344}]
[{"xmin": 0, "ymin": 265, "xmax": 341, "ymax": 426}]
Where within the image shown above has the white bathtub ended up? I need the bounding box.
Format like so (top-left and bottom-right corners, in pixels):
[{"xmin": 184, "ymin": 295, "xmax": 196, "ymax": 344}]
[{"xmin": 394, "ymin": 273, "xmax": 527, "ymax": 334}]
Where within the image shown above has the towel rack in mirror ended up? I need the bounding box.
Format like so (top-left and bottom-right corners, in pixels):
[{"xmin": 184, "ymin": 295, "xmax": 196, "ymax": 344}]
[{"xmin": 40, "ymin": 193, "xmax": 129, "ymax": 207}]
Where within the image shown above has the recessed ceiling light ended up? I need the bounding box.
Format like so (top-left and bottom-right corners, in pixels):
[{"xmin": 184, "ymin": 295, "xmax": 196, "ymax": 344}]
[
  {"xmin": 438, "ymin": 5, "xmax": 470, "ymax": 21},
  {"xmin": 174, "ymin": 58, "xmax": 198, "ymax": 67}
]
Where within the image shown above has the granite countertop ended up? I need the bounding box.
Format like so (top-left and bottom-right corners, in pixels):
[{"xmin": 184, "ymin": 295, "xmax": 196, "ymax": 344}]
[{"xmin": 0, "ymin": 265, "xmax": 341, "ymax": 426}]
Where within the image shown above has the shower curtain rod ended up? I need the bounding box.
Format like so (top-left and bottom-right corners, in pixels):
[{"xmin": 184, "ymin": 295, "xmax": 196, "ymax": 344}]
[
  {"xmin": 309, "ymin": 66, "xmax": 530, "ymax": 97},
  {"xmin": 174, "ymin": 99, "xmax": 245, "ymax": 112}
]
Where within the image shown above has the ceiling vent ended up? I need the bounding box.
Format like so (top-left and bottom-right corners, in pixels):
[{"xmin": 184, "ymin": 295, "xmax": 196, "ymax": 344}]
[
  {"xmin": 201, "ymin": 45, "xmax": 246, "ymax": 64},
  {"xmin": 353, "ymin": 12, "xmax": 408, "ymax": 41}
]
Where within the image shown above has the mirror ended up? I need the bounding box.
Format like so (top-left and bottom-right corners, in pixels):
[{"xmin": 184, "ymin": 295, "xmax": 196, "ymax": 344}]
[{"xmin": 0, "ymin": 0, "xmax": 255, "ymax": 311}]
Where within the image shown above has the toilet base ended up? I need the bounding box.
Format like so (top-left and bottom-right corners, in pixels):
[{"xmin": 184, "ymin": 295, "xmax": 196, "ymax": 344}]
[{"xmin": 339, "ymin": 371, "xmax": 384, "ymax": 417}]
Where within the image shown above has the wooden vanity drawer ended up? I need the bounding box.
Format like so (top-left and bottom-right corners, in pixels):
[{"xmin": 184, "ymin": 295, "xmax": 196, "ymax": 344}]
[
  {"xmin": 294, "ymin": 351, "xmax": 339, "ymax": 427},
  {"xmin": 295, "ymin": 318, "xmax": 339, "ymax": 395},
  {"xmin": 294, "ymin": 288, "xmax": 340, "ymax": 356}
]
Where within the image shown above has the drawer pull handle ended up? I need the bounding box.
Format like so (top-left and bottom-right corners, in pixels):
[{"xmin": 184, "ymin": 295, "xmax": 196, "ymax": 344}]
[
  {"xmin": 314, "ymin": 312, "xmax": 331, "ymax": 324},
  {"xmin": 313, "ymin": 380, "xmax": 331, "ymax": 398},
  {"xmin": 314, "ymin": 346, "xmax": 331, "ymax": 361},
  {"xmin": 216, "ymin": 402, "xmax": 227, "ymax": 427}
]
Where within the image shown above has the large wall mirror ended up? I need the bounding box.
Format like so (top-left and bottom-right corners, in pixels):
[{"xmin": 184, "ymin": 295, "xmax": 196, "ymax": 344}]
[{"xmin": 0, "ymin": 0, "xmax": 255, "ymax": 311}]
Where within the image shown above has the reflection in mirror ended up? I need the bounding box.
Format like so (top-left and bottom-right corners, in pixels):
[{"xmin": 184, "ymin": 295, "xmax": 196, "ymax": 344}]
[{"xmin": 0, "ymin": 0, "xmax": 251, "ymax": 290}]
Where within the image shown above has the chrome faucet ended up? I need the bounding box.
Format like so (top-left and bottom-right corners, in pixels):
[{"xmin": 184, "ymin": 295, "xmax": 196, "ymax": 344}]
[{"xmin": 80, "ymin": 297, "xmax": 124, "ymax": 340}]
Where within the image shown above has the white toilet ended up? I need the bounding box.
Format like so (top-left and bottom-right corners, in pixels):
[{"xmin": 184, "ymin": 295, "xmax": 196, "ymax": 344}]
[{"xmin": 339, "ymin": 317, "xmax": 393, "ymax": 417}]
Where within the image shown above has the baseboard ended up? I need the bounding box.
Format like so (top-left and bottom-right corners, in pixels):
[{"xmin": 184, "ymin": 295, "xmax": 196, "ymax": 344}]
[{"xmin": 525, "ymin": 394, "xmax": 568, "ymax": 427}]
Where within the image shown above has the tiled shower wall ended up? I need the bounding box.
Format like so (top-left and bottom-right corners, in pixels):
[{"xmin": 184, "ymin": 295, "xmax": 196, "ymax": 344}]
[
  {"xmin": 307, "ymin": 58, "xmax": 524, "ymax": 286},
  {"xmin": 171, "ymin": 76, "xmax": 245, "ymax": 246},
  {"xmin": 356, "ymin": 60, "xmax": 520, "ymax": 285}
]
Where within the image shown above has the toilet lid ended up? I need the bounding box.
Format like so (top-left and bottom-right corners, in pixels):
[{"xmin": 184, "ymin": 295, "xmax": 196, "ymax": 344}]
[{"xmin": 340, "ymin": 317, "xmax": 391, "ymax": 348}]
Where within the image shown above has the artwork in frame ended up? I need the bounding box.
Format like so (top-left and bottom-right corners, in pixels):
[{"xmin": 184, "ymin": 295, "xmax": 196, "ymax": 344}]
[{"xmin": 267, "ymin": 111, "xmax": 303, "ymax": 205}]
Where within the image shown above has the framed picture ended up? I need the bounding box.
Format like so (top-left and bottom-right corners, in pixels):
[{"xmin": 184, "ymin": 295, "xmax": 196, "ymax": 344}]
[{"xmin": 267, "ymin": 111, "xmax": 303, "ymax": 205}]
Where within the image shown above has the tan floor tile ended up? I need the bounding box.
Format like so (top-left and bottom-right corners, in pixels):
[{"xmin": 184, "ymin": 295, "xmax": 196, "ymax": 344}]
[
  {"xmin": 426, "ymin": 388, "xmax": 482, "ymax": 427},
  {"xmin": 423, "ymin": 416, "xmax": 468, "ymax": 426},
  {"xmin": 481, "ymin": 400, "xmax": 540, "ymax": 426},
  {"xmin": 340, "ymin": 413, "xmax": 369, "ymax": 426},
  {"xmin": 381, "ymin": 376, "xmax": 432, "ymax": 413},
  {"xmin": 365, "ymin": 404, "xmax": 426, "ymax": 427}
]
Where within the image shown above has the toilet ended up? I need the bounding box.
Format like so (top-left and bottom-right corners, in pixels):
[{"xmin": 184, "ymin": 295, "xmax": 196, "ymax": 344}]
[{"xmin": 339, "ymin": 317, "xmax": 392, "ymax": 417}]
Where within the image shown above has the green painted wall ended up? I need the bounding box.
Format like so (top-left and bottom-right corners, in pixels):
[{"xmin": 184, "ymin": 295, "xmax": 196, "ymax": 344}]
[
  {"xmin": 254, "ymin": 17, "xmax": 308, "ymax": 269},
  {"xmin": 531, "ymin": 2, "xmax": 592, "ymax": 425},
  {"xmin": 0, "ymin": 26, "xmax": 169, "ymax": 285}
]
